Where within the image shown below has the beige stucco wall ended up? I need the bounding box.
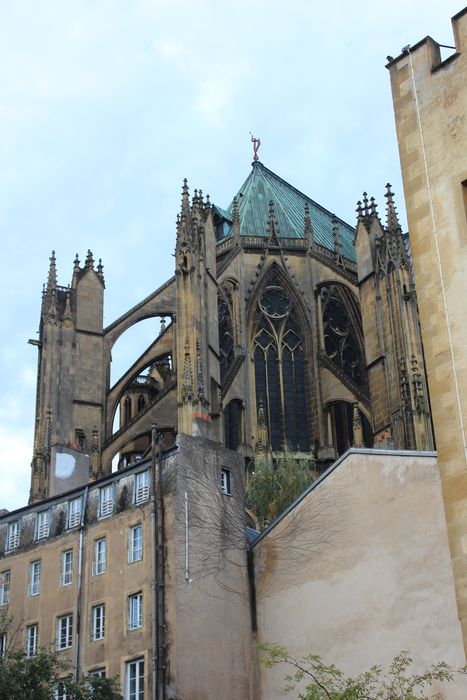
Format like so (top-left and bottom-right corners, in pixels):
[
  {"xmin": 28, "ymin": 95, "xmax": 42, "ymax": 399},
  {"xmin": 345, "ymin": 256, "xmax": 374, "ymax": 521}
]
[
  {"xmin": 164, "ymin": 434, "xmax": 253, "ymax": 700},
  {"xmin": 254, "ymin": 450, "xmax": 467, "ymax": 699},
  {"xmin": 387, "ymin": 10, "xmax": 467, "ymax": 649}
]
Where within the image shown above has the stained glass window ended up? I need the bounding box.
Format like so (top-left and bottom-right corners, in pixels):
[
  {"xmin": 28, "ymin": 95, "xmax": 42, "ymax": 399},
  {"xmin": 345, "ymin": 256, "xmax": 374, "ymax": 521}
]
[
  {"xmin": 253, "ymin": 285, "xmax": 310, "ymax": 452},
  {"xmin": 321, "ymin": 285, "xmax": 364, "ymax": 386}
]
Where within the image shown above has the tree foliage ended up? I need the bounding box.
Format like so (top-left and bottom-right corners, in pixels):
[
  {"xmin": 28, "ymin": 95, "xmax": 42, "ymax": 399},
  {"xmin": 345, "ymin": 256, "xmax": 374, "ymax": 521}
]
[
  {"xmin": 0, "ymin": 645, "xmax": 122, "ymax": 700},
  {"xmin": 258, "ymin": 643, "xmax": 467, "ymax": 699},
  {"xmin": 246, "ymin": 455, "xmax": 316, "ymax": 529}
]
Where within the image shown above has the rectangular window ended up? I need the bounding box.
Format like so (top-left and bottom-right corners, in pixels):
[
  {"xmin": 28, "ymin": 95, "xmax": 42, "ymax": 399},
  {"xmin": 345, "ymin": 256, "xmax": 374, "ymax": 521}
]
[
  {"xmin": 127, "ymin": 593, "xmax": 143, "ymax": 631},
  {"xmin": 134, "ymin": 471, "xmax": 150, "ymax": 504},
  {"xmin": 36, "ymin": 510, "xmax": 50, "ymax": 540},
  {"xmin": 89, "ymin": 668, "xmax": 106, "ymax": 678},
  {"xmin": 99, "ymin": 485, "xmax": 114, "ymax": 518},
  {"xmin": 125, "ymin": 658, "xmax": 144, "ymax": 700},
  {"xmin": 28, "ymin": 560, "xmax": 41, "ymax": 597},
  {"xmin": 92, "ymin": 538, "xmax": 106, "ymax": 576},
  {"xmin": 26, "ymin": 624, "xmax": 38, "ymax": 658},
  {"xmin": 67, "ymin": 497, "xmax": 82, "ymax": 529},
  {"xmin": 0, "ymin": 571, "xmax": 11, "ymax": 606},
  {"xmin": 7, "ymin": 521, "xmax": 19, "ymax": 550},
  {"xmin": 91, "ymin": 604, "xmax": 105, "ymax": 641},
  {"xmin": 220, "ymin": 468, "xmax": 231, "ymax": 495},
  {"xmin": 128, "ymin": 526, "xmax": 142, "ymax": 564},
  {"xmin": 60, "ymin": 550, "xmax": 73, "ymax": 587},
  {"xmin": 57, "ymin": 615, "xmax": 73, "ymax": 651},
  {"xmin": 0, "ymin": 633, "xmax": 7, "ymax": 658},
  {"xmin": 56, "ymin": 614, "xmax": 73, "ymax": 650},
  {"xmin": 54, "ymin": 681, "xmax": 68, "ymax": 700}
]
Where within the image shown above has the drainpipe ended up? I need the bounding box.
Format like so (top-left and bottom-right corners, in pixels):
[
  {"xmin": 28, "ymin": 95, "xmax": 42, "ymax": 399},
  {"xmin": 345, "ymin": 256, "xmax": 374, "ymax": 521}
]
[
  {"xmin": 151, "ymin": 425, "xmax": 158, "ymax": 700},
  {"xmin": 156, "ymin": 430, "xmax": 166, "ymax": 700},
  {"xmin": 74, "ymin": 485, "xmax": 88, "ymax": 681}
]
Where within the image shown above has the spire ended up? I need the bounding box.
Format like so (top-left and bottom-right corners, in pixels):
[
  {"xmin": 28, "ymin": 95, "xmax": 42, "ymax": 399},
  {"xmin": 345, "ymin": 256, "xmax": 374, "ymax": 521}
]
[
  {"xmin": 232, "ymin": 196, "xmax": 240, "ymax": 243},
  {"xmin": 96, "ymin": 258, "xmax": 105, "ymax": 286},
  {"xmin": 267, "ymin": 200, "xmax": 280, "ymax": 245},
  {"xmin": 181, "ymin": 178, "xmax": 190, "ymax": 215},
  {"xmin": 304, "ymin": 202, "xmax": 314, "ymax": 248},
  {"xmin": 73, "ymin": 253, "xmax": 80, "ymax": 272},
  {"xmin": 47, "ymin": 251, "xmax": 57, "ymax": 292},
  {"xmin": 385, "ymin": 183, "xmax": 402, "ymax": 234}
]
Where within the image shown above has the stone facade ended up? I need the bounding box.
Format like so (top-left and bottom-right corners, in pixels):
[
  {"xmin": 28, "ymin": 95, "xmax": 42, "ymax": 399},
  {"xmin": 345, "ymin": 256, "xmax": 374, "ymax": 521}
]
[
  {"xmin": 1, "ymin": 8, "xmax": 466, "ymax": 699},
  {"xmin": 387, "ymin": 7, "xmax": 467, "ymax": 651},
  {"xmin": 1, "ymin": 436, "xmax": 251, "ymax": 699},
  {"xmin": 29, "ymin": 158, "xmax": 434, "ymax": 504}
]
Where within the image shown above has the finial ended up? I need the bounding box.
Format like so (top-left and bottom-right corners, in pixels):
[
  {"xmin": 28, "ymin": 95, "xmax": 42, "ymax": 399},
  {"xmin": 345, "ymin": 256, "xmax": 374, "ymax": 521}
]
[
  {"xmin": 267, "ymin": 200, "xmax": 280, "ymax": 243},
  {"xmin": 85, "ymin": 249, "xmax": 94, "ymax": 270},
  {"xmin": 370, "ymin": 196, "xmax": 377, "ymax": 217},
  {"xmin": 384, "ymin": 183, "xmax": 401, "ymax": 233},
  {"xmin": 362, "ymin": 192, "xmax": 369, "ymax": 217},
  {"xmin": 198, "ymin": 189, "xmax": 204, "ymax": 207},
  {"xmin": 181, "ymin": 178, "xmax": 190, "ymax": 212},
  {"xmin": 250, "ymin": 132, "xmax": 261, "ymax": 161},
  {"xmin": 47, "ymin": 250, "xmax": 57, "ymax": 291},
  {"xmin": 205, "ymin": 193, "xmax": 211, "ymax": 209},
  {"xmin": 332, "ymin": 215, "xmax": 342, "ymax": 262},
  {"xmin": 192, "ymin": 188, "xmax": 198, "ymax": 207},
  {"xmin": 232, "ymin": 196, "xmax": 240, "ymax": 225},
  {"xmin": 97, "ymin": 258, "xmax": 104, "ymax": 275},
  {"xmin": 304, "ymin": 202, "xmax": 314, "ymax": 244},
  {"xmin": 73, "ymin": 253, "xmax": 80, "ymax": 271},
  {"xmin": 356, "ymin": 200, "xmax": 363, "ymax": 219}
]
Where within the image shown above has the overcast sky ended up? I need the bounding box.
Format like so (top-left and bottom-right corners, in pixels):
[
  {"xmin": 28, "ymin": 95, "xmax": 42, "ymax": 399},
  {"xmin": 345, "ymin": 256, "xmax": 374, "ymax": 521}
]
[{"xmin": 0, "ymin": 0, "xmax": 461, "ymax": 511}]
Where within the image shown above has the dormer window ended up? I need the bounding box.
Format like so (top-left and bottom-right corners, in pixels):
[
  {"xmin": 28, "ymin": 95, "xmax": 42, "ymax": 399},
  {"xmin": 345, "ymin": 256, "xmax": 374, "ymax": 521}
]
[{"xmin": 36, "ymin": 511, "xmax": 50, "ymax": 540}]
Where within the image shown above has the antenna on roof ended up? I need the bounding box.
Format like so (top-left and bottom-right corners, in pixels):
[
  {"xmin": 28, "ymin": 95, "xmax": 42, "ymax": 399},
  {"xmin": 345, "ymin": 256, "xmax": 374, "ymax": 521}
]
[{"xmin": 249, "ymin": 132, "xmax": 261, "ymax": 162}]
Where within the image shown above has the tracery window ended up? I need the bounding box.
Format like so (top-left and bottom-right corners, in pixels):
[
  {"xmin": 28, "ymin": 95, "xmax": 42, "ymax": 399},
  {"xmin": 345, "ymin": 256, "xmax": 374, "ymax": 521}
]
[
  {"xmin": 253, "ymin": 285, "xmax": 309, "ymax": 452},
  {"xmin": 321, "ymin": 285, "xmax": 364, "ymax": 386},
  {"xmin": 218, "ymin": 290, "xmax": 234, "ymax": 383}
]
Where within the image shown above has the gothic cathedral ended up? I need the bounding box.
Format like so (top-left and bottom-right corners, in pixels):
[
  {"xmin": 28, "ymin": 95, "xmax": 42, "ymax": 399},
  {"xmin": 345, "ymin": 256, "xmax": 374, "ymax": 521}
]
[{"xmin": 29, "ymin": 158, "xmax": 434, "ymax": 503}]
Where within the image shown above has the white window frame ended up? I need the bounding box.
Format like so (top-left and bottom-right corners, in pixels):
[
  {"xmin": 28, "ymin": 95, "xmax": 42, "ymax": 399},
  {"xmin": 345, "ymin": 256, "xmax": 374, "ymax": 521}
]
[
  {"xmin": 60, "ymin": 550, "xmax": 73, "ymax": 587},
  {"xmin": 91, "ymin": 604, "xmax": 105, "ymax": 641},
  {"xmin": 128, "ymin": 525, "xmax": 142, "ymax": 564},
  {"xmin": 56, "ymin": 614, "xmax": 73, "ymax": 651},
  {"xmin": 67, "ymin": 497, "xmax": 82, "ymax": 529},
  {"xmin": 220, "ymin": 467, "xmax": 231, "ymax": 495},
  {"xmin": 54, "ymin": 680, "xmax": 68, "ymax": 700},
  {"xmin": 36, "ymin": 510, "xmax": 50, "ymax": 540},
  {"xmin": 99, "ymin": 485, "xmax": 114, "ymax": 518},
  {"xmin": 7, "ymin": 521, "xmax": 19, "ymax": 550},
  {"xmin": 26, "ymin": 623, "xmax": 38, "ymax": 658},
  {"xmin": 127, "ymin": 592, "xmax": 143, "ymax": 631},
  {"xmin": 134, "ymin": 470, "xmax": 150, "ymax": 504},
  {"xmin": 28, "ymin": 560, "xmax": 41, "ymax": 597},
  {"xmin": 0, "ymin": 571, "xmax": 11, "ymax": 606},
  {"xmin": 125, "ymin": 657, "xmax": 144, "ymax": 700},
  {"xmin": 89, "ymin": 668, "xmax": 106, "ymax": 678},
  {"xmin": 92, "ymin": 538, "xmax": 106, "ymax": 576}
]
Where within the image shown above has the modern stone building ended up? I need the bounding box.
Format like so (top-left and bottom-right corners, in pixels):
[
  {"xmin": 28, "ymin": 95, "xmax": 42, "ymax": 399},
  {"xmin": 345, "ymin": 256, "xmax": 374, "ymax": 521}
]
[{"xmin": 1, "ymin": 7, "xmax": 467, "ymax": 700}]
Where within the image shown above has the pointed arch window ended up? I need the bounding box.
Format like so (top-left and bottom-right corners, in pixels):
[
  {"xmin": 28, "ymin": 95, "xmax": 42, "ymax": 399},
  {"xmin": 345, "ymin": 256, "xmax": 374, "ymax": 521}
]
[
  {"xmin": 253, "ymin": 285, "xmax": 309, "ymax": 452},
  {"xmin": 137, "ymin": 395, "xmax": 146, "ymax": 413},
  {"xmin": 124, "ymin": 396, "xmax": 132, "ymax": 423},
  {"xmin": 321, "ymin": 285, "xmax": 365, "ymax": 387},
  {"xmin": 218, "ymin": 290, "xmax": 234, "ymax": 383}
]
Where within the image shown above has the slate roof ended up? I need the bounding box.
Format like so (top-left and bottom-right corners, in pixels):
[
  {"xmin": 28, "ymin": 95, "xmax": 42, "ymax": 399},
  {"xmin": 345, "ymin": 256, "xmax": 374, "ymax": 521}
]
[{"xmin": 215, "ymin": 161, "xmax": 356, "ymax": 263}]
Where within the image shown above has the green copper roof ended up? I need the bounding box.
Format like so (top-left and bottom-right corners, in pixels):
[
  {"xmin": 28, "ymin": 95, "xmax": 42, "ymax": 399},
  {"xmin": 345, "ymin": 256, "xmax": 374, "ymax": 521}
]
[{"xmin": 218, "ymin": 161, "xmax": 356, "ymax": 263}]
